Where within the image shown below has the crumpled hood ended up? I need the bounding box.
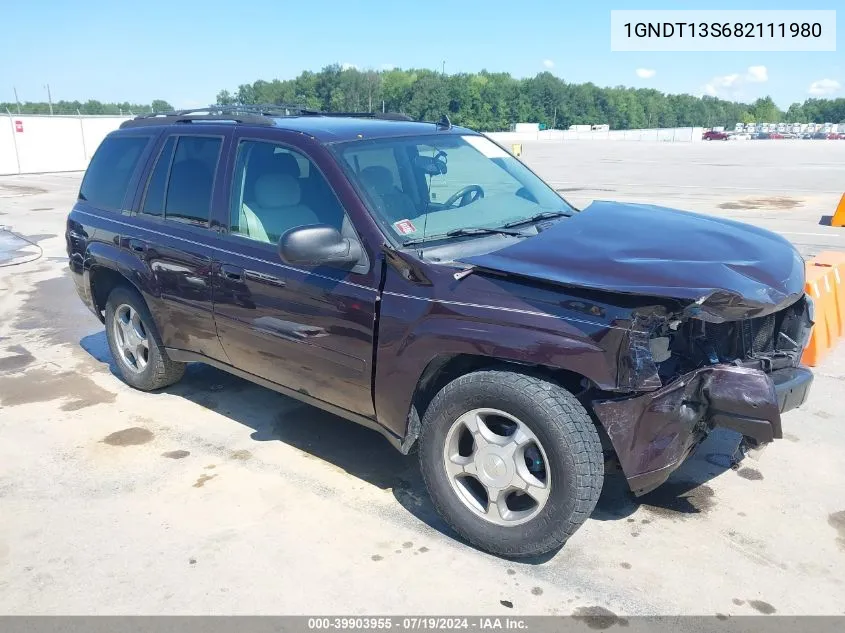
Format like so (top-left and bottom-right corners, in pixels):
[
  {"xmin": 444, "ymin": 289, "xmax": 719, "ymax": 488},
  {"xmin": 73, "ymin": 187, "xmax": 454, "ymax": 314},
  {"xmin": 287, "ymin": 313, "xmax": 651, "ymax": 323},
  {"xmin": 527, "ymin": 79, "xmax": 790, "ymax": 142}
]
[{"xmin": 461, "ymin": 201, "xmax": 806, "ymax": 322}]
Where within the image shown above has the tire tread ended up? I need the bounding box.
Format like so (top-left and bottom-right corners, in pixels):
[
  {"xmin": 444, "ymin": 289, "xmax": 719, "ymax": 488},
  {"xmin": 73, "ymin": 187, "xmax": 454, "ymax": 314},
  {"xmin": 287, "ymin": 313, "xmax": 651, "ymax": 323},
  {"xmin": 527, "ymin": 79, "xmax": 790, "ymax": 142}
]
[
  {"xmin": 419, "ymin": 369, "xmax": 603, "ymax": 558},
  {"xmin": 104, "ymin": 285, "xmax": 185, "ymax": 391}
]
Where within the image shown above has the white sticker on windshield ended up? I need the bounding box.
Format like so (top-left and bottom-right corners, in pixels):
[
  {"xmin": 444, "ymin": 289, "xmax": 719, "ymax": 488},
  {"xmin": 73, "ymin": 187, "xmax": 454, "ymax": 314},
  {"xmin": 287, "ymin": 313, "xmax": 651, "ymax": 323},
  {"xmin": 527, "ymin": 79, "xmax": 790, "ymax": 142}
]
[
  {"xmin": 462, "ymin": 135, "xmax": 510, "ymax": 158},
  {"xmin": 393, "ymin": 219, "xmax": 417, "ymax": 235}
]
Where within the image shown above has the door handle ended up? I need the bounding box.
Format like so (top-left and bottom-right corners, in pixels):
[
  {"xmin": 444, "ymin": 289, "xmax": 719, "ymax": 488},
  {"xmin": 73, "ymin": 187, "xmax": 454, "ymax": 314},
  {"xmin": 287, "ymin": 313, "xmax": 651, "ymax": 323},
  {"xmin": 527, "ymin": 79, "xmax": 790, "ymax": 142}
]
[
  {"xmin": 221, "ymin": 264, "xmax": 245, "ymax": 281},
  {"xmin": 127, "ymin": 239, "xmax": 147, "ymax": 253}
]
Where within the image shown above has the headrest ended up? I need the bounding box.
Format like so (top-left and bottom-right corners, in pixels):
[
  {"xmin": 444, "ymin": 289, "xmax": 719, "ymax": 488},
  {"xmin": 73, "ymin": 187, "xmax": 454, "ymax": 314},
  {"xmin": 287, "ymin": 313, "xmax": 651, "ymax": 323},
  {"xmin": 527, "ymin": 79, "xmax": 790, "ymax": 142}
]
[
  {"xmin": 254, "ymin": 173, "xmax": 301, "ymax": 208},
  {"xmin": 359, "ymin": 166, "xmax": 394, "ymax": 193},
  {"xmin": 274, "ymin": 152, "xmax": 301, "ymax": 178},
  {"xmin": 249, "ymin": 145, "xmax": 301, "ymax": 177}
]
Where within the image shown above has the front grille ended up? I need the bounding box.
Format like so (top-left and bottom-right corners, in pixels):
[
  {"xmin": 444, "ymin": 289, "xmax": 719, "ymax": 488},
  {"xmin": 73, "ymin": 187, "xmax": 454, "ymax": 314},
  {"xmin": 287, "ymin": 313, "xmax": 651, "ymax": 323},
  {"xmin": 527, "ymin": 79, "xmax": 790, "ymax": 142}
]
[
  {"xmin": 704, "ymin": 312, "xmax": 779, "ymax": 361},
  {"xmin": 667, "ymin": 296, "xmax": 810, "ymax": 377},
  {"xmin": 704, "ymin": 321, "xmax": 736, "ymax": 360},
  {"xmin": 750, "ymin": 314, "xmax": 777, "ymax": 353}
]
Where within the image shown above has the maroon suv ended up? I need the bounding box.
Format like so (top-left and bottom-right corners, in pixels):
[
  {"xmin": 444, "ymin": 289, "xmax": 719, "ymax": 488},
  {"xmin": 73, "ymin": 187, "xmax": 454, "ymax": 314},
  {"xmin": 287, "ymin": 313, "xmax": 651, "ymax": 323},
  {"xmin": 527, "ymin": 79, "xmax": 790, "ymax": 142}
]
[{"xmin": 66, "ymin": 106, "xmax": 813, "ymax": 557}]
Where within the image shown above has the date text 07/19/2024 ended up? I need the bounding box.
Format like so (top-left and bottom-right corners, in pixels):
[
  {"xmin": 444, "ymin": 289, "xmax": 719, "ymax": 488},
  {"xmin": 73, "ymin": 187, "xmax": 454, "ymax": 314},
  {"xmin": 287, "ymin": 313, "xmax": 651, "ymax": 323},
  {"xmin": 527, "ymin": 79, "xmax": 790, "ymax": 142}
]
[{"xmin": 307, "ymin": 617, "xmax": 528, "ymax": 630}]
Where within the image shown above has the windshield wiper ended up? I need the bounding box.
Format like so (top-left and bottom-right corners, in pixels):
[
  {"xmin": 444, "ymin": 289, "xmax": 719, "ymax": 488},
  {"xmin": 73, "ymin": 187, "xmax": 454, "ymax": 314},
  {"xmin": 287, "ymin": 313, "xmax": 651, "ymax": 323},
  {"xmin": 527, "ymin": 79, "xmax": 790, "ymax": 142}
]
[
  {"xmin": 502, "ymin": 211, "xmax": 570, "ymax": 228},
  {"xmin": 401, "ymin": 226, "xmax": 523, "ymax": 247},
  {"xmin": 445, "ymin": 227, "xmax": 524, "ymax": 238}
]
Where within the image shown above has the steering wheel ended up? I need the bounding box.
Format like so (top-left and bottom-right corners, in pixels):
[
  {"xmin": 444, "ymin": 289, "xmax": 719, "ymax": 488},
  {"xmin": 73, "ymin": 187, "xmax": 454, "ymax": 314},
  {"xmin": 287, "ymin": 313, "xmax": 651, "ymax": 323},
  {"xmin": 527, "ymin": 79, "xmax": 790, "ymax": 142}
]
[{"xmin": 443, "ymin": 185, "xmax": 484, "ymax": 208}]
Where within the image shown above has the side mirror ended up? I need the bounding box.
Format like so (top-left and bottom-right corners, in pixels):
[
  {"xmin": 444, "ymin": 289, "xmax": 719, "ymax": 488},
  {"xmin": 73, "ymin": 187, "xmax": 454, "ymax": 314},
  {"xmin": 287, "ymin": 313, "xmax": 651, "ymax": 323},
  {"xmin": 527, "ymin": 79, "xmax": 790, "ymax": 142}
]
[{"xmin": 279, "ymin": 225, "xmax": 363, "ymax": 268}]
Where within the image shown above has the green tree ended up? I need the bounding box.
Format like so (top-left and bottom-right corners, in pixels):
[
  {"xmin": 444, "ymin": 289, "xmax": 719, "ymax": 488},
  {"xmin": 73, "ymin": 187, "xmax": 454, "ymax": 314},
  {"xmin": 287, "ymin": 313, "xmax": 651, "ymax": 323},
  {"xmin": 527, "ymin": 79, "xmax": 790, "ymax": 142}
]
[{"xmin": 151, "ymin": 99, "xmax": 173, "ymax": 113}]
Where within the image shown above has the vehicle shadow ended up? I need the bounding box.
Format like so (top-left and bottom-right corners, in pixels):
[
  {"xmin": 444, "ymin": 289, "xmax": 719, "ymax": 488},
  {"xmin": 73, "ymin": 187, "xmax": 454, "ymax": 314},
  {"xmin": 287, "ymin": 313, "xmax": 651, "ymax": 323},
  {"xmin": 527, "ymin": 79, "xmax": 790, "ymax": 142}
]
[
  {"xmin": 592, "ymin": 428, "xmax": 741, "ymax": 521},
  {"xmin": 80, "ymin": 331, "xmax": 739, "ymax": 562},
  {"xmin": 80, "ymin": 332, "xmax": 458, "ymax": 541}
]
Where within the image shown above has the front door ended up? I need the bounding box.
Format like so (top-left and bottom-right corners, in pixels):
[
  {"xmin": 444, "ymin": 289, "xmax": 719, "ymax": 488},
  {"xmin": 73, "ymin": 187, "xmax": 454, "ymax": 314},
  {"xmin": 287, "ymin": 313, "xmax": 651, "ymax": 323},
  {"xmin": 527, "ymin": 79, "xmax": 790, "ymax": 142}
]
[{"xmin": 211, "ymin": 135, "xmax": 378, "ymax": 417}]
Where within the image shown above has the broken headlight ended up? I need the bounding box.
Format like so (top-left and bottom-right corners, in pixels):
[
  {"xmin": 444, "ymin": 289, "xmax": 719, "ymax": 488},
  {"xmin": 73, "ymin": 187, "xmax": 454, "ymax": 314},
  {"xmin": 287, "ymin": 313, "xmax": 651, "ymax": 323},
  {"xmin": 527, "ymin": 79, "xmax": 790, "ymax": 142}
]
[{"xmin": 617, "ymin": 309, "xmax": 668, "ymax": 391}]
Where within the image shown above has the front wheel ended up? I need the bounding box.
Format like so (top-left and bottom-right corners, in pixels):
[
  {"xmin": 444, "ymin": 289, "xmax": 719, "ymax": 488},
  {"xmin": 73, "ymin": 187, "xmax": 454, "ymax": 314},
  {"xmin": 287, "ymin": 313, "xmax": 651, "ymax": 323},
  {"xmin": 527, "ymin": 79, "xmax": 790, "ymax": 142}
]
[{"xmin": 418, "ymin": 370, "xmax": 604, "ymax": 558}]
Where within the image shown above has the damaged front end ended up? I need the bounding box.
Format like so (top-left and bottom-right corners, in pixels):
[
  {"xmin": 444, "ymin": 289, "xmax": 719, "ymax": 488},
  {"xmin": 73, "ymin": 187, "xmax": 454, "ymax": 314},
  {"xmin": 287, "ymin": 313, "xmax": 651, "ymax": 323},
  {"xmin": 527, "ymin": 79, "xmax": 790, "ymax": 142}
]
[{"xmin": 593, "ymin": 293, "xmax": 814, "ymax": 496}]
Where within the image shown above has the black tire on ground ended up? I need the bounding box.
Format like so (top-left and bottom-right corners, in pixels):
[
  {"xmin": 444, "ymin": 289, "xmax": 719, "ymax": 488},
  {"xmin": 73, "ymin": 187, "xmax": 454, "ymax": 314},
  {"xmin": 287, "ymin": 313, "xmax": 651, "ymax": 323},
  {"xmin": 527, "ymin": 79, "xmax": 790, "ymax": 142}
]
[
  {"xmin": 104, "ymin": 285, "xmax": 185, "ymax": 391},
  {"xmin": 418, "ymin": 369, "xmax": 604, "ymax": 558}
]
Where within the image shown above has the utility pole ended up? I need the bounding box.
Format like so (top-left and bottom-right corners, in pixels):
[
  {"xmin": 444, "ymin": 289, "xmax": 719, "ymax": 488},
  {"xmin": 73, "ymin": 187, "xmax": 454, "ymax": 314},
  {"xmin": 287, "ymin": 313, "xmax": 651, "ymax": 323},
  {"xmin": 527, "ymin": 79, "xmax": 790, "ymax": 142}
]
[
  {"xmin": 45, "ymin": 83, "xmax": 53, "ymax": 115},
  {"xmin": 13, "ymin": 86, "xmax": 20, "ymax": 114},
  {"xmin": 552, "ymin": 106, "xmax": 557, "ymax": 129},
  {"xmin": 382, "ymin": 100, "xmax": 385, "ymax": 113},
  {"xmin": 442, "ymin": 60, "xmax": 445, "ymax": 75}
]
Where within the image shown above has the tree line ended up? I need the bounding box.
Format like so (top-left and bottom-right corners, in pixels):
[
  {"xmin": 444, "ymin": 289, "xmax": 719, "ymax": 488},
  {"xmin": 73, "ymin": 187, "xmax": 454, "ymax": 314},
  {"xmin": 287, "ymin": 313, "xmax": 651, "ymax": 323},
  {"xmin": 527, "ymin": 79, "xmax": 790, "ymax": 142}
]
[
  {"xmin": 1, "ymin": 99, "xmax": 173, "ymax": 116},
  {"xmin": 216, "ymin": 66, "xmax": 845, "ymax": 131},
  {"xmin": 5, "ymin": 66, "xmax": 844, "ymax": 130}
]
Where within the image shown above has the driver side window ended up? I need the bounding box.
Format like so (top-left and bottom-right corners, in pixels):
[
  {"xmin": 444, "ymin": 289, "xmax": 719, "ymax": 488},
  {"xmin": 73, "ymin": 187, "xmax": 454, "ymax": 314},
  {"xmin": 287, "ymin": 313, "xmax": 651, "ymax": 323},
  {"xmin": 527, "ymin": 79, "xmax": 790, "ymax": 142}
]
[{"xmin": 229, "ymin": 140, "xmax": 345, "ymax": 244}]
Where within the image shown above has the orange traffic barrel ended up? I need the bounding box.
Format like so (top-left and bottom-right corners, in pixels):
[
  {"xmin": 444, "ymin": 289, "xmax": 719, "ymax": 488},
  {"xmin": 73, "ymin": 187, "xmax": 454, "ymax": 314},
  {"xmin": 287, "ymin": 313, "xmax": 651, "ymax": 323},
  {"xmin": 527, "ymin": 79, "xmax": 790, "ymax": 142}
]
[
  {"xmin": 810, "ymin": 251, "xmax": 845, "ymax": 338},
  {"xmin": 832, "ymin": 193, "xmax": 845, "ymax": 227},
  {"xmin": 801, "ymin": 263, "xmax": 837, "ymax": 366}
]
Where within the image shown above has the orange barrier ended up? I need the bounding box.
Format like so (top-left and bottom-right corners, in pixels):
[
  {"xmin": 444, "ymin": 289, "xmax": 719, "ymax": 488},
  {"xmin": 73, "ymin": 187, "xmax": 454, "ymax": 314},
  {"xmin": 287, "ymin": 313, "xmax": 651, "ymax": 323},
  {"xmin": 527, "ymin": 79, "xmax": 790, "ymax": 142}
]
[
  {"xmin": 832, "ymin": 193, "xmax": 845, "ymax": 227},
  {"xmin": 810, "ymin": 251, "xmax": 845, "ymax": 338},
  {"xmin": 801, "ymin": 262, "xmax": 838, "ymax": 366}
]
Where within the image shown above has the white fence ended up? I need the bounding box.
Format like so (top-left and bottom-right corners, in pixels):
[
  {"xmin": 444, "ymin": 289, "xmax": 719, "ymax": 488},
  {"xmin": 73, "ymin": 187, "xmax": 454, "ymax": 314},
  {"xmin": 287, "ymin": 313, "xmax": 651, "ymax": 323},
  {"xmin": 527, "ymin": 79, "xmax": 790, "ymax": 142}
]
[
  {"xmin": 487, "ymin": 127, "xmax": 704, "ymax": 143},
  {"xmin": 1, "ymin": 114, "xmax": 132, "ymax": 175},
  {"xmin": 0, "ymin": 115, "xmax": 705, "ymax": 176}
]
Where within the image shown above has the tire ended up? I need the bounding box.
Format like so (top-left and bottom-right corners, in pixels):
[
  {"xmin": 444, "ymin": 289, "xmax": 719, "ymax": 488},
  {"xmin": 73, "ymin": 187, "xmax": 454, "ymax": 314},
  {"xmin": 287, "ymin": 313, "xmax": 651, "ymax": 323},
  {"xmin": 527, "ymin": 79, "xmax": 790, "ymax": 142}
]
[
  {"xmin": 418, "ymin": 369, "xmax": 603, "ymax": 558},
  {"xmin": 104, "ymin": 285, "xmax": 185, "ymax": 391}
]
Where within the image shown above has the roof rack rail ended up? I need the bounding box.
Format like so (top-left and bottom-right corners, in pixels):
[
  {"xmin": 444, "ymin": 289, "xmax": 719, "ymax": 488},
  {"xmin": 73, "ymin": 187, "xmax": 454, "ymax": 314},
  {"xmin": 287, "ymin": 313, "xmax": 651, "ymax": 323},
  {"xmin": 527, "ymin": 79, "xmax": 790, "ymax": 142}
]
[
  {"xmin": 136, "ymin": 104, "xmax": 306, "ymax": 119},
  {"xmin": 120, "ymin": 103, "xmax": 307, "ymax": 129},
  {"xmin": 298, "ymin": 109, "xmax": 416, "ymax": 121},
  {"xmin": 119, "ymin": 104, "xmax": 421, "ymax": 129}
]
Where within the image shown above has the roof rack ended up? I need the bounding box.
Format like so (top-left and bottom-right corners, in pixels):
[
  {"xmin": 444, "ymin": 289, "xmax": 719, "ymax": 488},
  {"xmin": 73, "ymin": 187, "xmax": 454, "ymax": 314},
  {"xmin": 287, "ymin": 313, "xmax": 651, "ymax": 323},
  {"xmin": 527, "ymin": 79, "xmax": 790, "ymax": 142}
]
[
  {"xmin": 120, "ymin": 104, "xmax": 307, "ymax": 128},
  {"xmin": 297, "ymin": 110, "xmax": 416, "ymax": 122},
  {"xmin": 119, "ymin": 104, "xmax": 422, "ymax": 129}
]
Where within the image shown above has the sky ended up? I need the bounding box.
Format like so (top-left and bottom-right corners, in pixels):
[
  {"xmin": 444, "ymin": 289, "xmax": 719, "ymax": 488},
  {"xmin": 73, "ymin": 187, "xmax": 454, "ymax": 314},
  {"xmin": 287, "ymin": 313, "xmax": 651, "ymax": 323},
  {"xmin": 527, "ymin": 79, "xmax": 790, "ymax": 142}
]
[{"xmin": 1, "ymin": 0, "xmax": 841, "ymax": 109}]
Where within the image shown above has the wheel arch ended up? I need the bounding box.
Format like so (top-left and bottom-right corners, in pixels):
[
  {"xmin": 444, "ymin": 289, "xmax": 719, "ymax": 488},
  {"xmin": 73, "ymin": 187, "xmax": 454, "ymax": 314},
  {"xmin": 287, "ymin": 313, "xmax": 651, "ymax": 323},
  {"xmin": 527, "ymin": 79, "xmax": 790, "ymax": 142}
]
[
  {"xmin": 83, "ymin": 241, "xmax": 155, "ymax": 322},
  {"xmin": 88, "ymin": 266, "xmax": 144, "ymax": 320},
  {"xmin": 400, "ymin": 353, "xmax": 596, "ymax": 455}
]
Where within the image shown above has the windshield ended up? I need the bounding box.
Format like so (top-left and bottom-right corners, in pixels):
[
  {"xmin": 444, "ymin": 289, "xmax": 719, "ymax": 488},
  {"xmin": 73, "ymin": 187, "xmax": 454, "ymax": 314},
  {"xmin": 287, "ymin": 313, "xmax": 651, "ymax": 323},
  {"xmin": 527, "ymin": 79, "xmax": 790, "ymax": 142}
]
[{"xmin": 335, "ymin": 134, "xmax": 575, "ymax": 245}]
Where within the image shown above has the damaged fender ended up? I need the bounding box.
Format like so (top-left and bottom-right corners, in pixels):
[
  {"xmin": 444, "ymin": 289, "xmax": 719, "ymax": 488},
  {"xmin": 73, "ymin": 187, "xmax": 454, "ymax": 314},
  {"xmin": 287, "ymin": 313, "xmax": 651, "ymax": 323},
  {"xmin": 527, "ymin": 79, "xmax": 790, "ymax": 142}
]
[{"xmin": 592, "ymin": 364, "xmax": 812, "ymax": 496}]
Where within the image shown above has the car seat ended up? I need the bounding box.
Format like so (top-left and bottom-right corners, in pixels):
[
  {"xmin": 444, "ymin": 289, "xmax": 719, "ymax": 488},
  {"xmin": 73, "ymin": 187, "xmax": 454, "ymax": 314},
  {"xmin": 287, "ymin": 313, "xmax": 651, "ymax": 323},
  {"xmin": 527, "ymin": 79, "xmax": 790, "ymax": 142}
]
[
  {"xmin": 358, "ymin": 165, "xmax": 417, "ymax": 224},
  {"xmin": 240, "ymin": 173, "xmax": 319, "ymax": 242}
]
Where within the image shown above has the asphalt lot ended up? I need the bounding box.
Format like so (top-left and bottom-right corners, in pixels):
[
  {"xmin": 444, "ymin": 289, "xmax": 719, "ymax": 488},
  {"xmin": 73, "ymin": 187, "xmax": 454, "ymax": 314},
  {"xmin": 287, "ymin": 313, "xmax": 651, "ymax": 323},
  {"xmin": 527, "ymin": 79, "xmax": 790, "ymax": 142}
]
[{"xmin": 1, "ymin": 140, "xmax": 844, "ymax": 617}]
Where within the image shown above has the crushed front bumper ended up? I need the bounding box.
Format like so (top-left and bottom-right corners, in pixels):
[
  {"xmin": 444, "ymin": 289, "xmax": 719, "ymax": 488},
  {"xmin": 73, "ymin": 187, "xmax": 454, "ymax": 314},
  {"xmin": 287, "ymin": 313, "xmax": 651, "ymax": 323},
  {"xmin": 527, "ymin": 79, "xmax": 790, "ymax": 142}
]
[{"xmin": 592, "ymin": 364, "xmax": 813, "ymax": 496}]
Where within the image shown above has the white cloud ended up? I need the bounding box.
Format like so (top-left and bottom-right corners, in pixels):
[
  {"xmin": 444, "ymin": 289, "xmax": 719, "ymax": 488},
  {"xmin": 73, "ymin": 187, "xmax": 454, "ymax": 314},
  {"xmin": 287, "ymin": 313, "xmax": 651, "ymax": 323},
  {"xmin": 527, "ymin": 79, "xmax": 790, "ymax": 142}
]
[
  {"xmin": 542, "ymin": 59, "xmax": 555, "ymax": 69},
  {"xmin": 701, "ymin": 66, "xmax": 766, "ymax": 97},
  {"xmin": 381, "ymin": 63, "xmax": 396, "ymax": 71},
  {"xmin": 341, "ymin": 62, "xmax": 357, "ymax": 71},
  {"xmin": 635, "ymin": 68, "xmax": 656, "ymax": 79},
  {"xmin": 716, "ymin": 73, "xmax": 741, "ymax": 88},
  {"xmin": 745, "ymin": 65, "xmax": 768, "ymax": 82},
  {"xmin": 808, "ymin": 78, "xmax": 841, "ymax": 96}
]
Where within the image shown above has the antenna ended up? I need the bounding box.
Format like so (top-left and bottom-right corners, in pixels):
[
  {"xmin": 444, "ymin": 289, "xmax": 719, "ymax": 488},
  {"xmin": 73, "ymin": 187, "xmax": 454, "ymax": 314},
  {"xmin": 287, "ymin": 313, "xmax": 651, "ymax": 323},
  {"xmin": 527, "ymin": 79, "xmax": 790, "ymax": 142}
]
[{"xmin": 436, "ymin": 114, "xmax": 452, "ymax": 130}]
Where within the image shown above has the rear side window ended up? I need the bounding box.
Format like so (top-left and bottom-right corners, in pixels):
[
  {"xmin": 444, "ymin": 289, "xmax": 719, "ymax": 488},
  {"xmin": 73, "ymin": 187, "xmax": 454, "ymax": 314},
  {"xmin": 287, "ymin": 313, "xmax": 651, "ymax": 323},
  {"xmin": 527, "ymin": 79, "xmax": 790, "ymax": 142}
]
[
  {"xmin": 79, "ymin": 136, "xmax": 150, "ymax": 212},
  {"xmin": 140, "ymin": 135, "xmax": 222, "ymax": 226}
]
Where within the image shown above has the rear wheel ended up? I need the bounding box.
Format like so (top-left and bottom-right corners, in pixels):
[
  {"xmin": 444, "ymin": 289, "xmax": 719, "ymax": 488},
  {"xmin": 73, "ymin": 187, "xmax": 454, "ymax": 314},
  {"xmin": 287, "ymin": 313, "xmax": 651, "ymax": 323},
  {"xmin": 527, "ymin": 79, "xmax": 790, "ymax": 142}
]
[
  {"xmin": 418, "ymin": 370, "xmax": 603, "ymax": 557},
  {"xmin": 104, "ymin": 285, "xmax": 185, "ymax": 391}
]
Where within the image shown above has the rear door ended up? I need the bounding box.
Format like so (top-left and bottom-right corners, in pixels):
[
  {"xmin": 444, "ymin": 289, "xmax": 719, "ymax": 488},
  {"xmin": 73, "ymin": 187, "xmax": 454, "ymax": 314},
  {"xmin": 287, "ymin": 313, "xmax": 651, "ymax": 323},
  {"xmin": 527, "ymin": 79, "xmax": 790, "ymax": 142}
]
[
  {"xmin": 126, "ymin": 130, "xmax": 231, "ymax": 361},
  {"xmin": 211, "ymin": 131, "xmax": 378, "ymax": 416}
]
